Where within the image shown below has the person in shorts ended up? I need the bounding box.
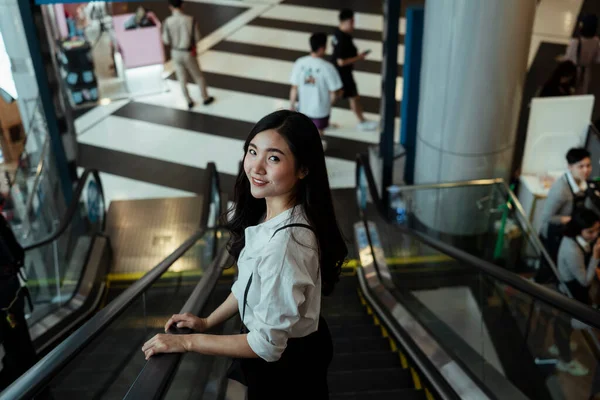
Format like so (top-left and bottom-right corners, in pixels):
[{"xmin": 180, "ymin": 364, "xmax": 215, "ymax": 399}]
[
  {"xmin": 289, "ymin": 32, "xmax": 343, "ymax": 151},
  {"xmin": 332, "ymin": 9, "xmax": 378, "ymax": 131}
]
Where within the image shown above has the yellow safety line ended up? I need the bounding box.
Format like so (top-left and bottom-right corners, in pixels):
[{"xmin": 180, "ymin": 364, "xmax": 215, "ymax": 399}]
[
  {"xmin": 411, "ymin": 367, "xmax": 422, "ymax": 390},
  {"xmin": 345, "ymin": 254, "xmax": 453, "ymax": 270},
  {"xmin": 109, "ymin": 281, "xmax": 202, "ymax": 290},
  {"xmin": 389, "ymin": 338, "xmax": 398, "ymax": 352},
  {"xmin": 106, "ymin": 268, "xmax": 235, "ymax": 282},
  {"xmin": 399, "ymin": 352, "xmax": 408, "ymax": 369},
  {"xmin": 425, "ymin": 388, "xmax": 434, "ymax": 400},
  {"xmin": 380, "ymin": 325, "xmax": 389, "ymax": 338}
]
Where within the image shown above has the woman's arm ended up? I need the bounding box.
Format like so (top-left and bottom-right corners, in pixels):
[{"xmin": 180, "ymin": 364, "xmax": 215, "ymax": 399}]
[
  {"xmin": 165, "ymin": 292, "xmax": 239, "ymax": 332},
  {"xmin": 206, "ymin": 292, "xmax": 239, "ymax": 329},
  {"xmin": 142, "ymin": 333, "xmax": 258, "ymax": 360}
]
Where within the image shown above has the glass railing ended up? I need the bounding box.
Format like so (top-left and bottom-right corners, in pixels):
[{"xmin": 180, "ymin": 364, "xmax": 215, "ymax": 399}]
[
  {"xmin": 0, "ymin": 162, "xmax": 223, "ymax": 400},
  {"xmin": 23, "ymin": 170, "xmax": 105, "ymax": 328},
  {"xmin": 372, "ymin": 221, "xmax": 600, "ymax": 399},
  {"xmin": 7, "ymin": 96, "xmax": 66, "ymax": 245},
  {"xmin": 356, "ymin": 153, "xmax": 600, "ymax": 399},
  {"xmin": 380, "ymin": 177, "xmax": 554, "ymax": 277},
  {"xmin": 41, "ymin": 229, "xmax": 220, "ymax": 400}
]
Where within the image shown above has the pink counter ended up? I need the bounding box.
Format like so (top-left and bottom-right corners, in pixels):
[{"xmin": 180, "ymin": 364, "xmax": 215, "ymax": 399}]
[{"xmin": 113, "ymin": 13, "xmax": 165, "ymax": 69}]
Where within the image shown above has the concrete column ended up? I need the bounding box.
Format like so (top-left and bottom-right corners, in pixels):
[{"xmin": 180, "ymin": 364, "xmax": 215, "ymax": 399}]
[{"xmin": 412, "ymin": 0, "xmax": 536, "ymax": 235}]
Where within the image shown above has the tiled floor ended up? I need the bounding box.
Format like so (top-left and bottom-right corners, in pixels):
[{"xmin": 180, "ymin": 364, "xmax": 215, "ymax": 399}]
[
  {"xmin": 75, "ymin": 0, "xmax": 591, "ymax": 208},
  {"xmin": 76, "ymin": 0, "xmax": 405, "ymax": 206}
]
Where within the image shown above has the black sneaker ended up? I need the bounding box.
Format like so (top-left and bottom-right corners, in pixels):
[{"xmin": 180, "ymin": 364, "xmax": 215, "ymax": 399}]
[
  {"xmin": 187, "ymin": 101, "xmax": 195, "ymax": 110},
  {"xmin": 203, "ymin": 96, "xmax": 215, "ymax": 106}
]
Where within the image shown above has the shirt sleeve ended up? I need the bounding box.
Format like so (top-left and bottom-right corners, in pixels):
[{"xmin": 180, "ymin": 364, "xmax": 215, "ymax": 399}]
[
  {"xmin": 162, "ymin": 21, "xmax": 171, "ymax": 46},
  {"xmin": 539, "ymin": 180, "xmax": 568, "ymax": 235},
  {"xmin": 246, "ymin": 236, "xmax": 318, "ymax": 362},
  {"xmin": 326, "ymin": 64, "xmax": 343, "ymax": 92},
  {"xmin": 290, "ymin": 61, "xmax": 301, "ymax": 86},
  {"xmin": 559, "ymin": 239, "xmax": 597, "ymax": 287},
  {"xmin": 586, "ymin": 256, "xmax": 599, "ymax": 286},
  {"xmin": 193, "ymin": 19, "xmax": 201, "ymax": 45},
  {"xmin": 564, "ymin": 38, "xmax": 578, "ymax": 63}
]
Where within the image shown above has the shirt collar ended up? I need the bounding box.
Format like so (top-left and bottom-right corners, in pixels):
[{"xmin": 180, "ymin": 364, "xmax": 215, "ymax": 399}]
[
  {"xmin": 172, "ymin": 9, "xmax": 182, "ymax": 15},
  {"xmin": 566, "ymin": 171, "xmax": 587, "ymax": 194},
  {"xmin": 577, "ymin": 236, "xmax": 592, "ymax": 252},
  {"xmin": 259, "ymin": 207, "xmax": 297, "ymax": 230}
]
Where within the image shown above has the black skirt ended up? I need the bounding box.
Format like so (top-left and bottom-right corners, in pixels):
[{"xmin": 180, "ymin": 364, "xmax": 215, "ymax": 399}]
[{"xmin": 239, "ymin": 316, "xmax": 333, "ymax": 400}]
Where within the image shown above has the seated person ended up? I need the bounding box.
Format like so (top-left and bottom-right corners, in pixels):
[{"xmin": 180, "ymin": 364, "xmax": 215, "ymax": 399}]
[
  {"xmin": 539, "ymin": 148, "xmax": 592, "ymax": 261},
  {"xmin": 552, "ymin": 208, "xmax": 600, "ymax": 376}
]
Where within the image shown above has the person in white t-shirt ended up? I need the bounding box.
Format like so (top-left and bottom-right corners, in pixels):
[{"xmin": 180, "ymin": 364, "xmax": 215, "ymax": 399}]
[{"xmin": 289, "ymin": 32, "xmax": 343, "ymax": 151}]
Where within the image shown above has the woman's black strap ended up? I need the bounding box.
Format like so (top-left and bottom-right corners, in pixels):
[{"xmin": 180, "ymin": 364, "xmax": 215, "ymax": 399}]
[
  {"xmin": 270, "ymin": 223, "xmax": 315, "ymax": 239},
  {"xmin": 242, "ymin": 273, "xmax": 252, "ymax": 321},
  {"xmin": 241, "ymin": 223, "xmax": 315, "ymax": 321}
]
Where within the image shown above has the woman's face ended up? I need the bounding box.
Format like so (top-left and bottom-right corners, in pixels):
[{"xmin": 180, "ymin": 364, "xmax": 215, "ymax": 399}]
[
  {"xmin": 581, "ymin": 221, "xmax": 600, "ymax": 241},
  {"xmin": 569, "ymin": 157, "xmax": 592, "ymax": 181},
  {"xmin": 243, "ymin": 129, "xmax": 303, "ymax": 201}
]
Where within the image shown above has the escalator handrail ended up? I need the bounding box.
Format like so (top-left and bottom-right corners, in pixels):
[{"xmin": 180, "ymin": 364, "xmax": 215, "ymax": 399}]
[
  {"xmin": 0, "ymin": 228, "xmax": 208, "ymax": 400},
  {"xmin": 124, "ymin": 162, "xmax": 225, "ymax": 400},
  {"xmin": 0, "ymin": 164, "xmax": 220, "ymax": 400},
  {"xmin": 23, "ymin": 168, "xmax": 106, "ymax": 251},
  {"xmin": 356, "ymin": 153, "xmax": 600, "ymax": 330},
  {"xmin": 124, "ymin": 247, "xmax": 233, "ymax": 400}
]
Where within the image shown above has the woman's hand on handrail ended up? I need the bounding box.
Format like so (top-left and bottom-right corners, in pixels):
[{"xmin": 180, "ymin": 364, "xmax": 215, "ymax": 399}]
[{"xmin": 164, "ymin": 313, "xmax": 208, "ymax": 333}]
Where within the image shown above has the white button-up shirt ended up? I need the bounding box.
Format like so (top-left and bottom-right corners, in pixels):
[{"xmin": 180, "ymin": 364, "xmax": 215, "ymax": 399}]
[
  {"xmin": 231, "ymin": 206, "xmax": 321, "ymax": 362},
  {"xmin": 566, "ymin": 170, "xmax": 588, "ymax": 195}
]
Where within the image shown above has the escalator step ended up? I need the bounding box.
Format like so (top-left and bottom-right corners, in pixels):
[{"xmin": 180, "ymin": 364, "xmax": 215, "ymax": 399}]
[
  {"xmin": 324, "ymin": 315, "xmax": 374, "ymax": 326},
  {"xmin": 334, "ymin": 336, "xmax": 391, "ymax": 354},
  {"xmin": 330, "ymin": 351, "xmax": 401, "ymax": 371},
  {"xmin": 330, "ymin": 388, "xmax": 426, "ymax": 400},
  {"xmin": 328, "ymin": 367, "xmax": 412, "ymax": 393},
  {"xmin": 328, "ymin": 323, "xmax": 382, "ymax": 338}
]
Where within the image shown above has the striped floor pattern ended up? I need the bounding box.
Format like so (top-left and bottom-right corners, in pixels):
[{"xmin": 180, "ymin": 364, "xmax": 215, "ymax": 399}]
[{"xmin": 76, "ymin": 0, "xmax": 407, "ymax": 205}]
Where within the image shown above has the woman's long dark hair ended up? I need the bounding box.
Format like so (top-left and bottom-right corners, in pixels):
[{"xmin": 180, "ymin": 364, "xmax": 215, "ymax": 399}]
[
  {"xmin": 564, "ymin": 208, "xmax": 599, "ymax": 238},
  {"xmin": 224, "ymin": 110, "xmax": 347, "ymax": 295}
]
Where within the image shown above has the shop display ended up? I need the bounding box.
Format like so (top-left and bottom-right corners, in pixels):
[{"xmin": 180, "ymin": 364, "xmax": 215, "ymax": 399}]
[{"xmin": 56, "ymin": 39, "xmax": 98, "ymax": 106}]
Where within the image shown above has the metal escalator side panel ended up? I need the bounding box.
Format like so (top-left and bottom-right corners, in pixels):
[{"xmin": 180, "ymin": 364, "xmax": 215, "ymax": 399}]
[{"xmin": 354, "ymin": 221, "xmax": 492, "ymax": 400}]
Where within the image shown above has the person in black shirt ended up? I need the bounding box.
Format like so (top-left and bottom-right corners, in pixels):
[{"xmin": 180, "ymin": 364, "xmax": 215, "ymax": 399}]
[{"xmin": 331, "ymin": 9, "xmax": 378, "ymax": 131}]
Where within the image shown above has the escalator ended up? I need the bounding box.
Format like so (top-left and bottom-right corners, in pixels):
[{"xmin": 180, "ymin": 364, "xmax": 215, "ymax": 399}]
[
  {"xmin": 323, "ymin": 273, "xmax": 426, "ymax": 399},
  {"xmin": 353, "ymin": 153, "xmax": 600, "ymax": 400},
  {"xmin": 18, "ymin": 162, "xmax": 222, "ymax": 355},
  {"xmin": 4, "ymin": 155, "xmax": 600, "ymax": 400}
]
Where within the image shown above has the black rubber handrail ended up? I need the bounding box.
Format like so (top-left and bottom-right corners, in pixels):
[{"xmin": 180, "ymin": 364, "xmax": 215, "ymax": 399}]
[
  {"xmin": 356, "ymin": 153, "xmax": 600, "ymax": 330},
  {"xmin": 23, "ymin": 169, "xmax": 106, "ymax": 251},
  {"xmin": 0, "ymin": 163, "xmax": 220, "ymax": 400},
  {"xmin": 123, "ymin": 248, "xmax": 233, "ymax": 400},
  {"xmin": 124, "ymin": 161, "xmax": 225, "ymax": 400}
]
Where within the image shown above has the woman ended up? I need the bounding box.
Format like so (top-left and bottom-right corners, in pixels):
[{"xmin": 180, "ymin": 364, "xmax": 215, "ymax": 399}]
[
  {"xmin": 563, "ymin": 14, "xmax": 600, "ymax": 94},
  {"xmin": 538, "ymin": 148, "xmax": 592, "ymax": 263},
  {"xmin": 552, "ymin": 208, "xmax": 600, "ymax": 376},
  {"xmin": 142, "ymin": 110, "xmax": 347, "ymax": 399},
  {"xmin": 539, "ymin": 60, "xmax": 577, "ymax": 97}
]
